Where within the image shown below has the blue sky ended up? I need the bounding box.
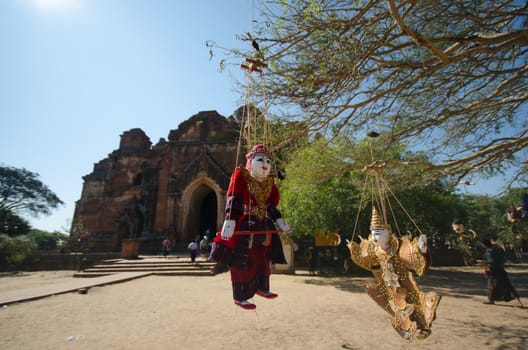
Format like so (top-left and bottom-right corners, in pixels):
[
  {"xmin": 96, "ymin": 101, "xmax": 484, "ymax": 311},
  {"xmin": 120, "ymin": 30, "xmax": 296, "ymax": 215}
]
[
  {"xmin": 0, "ymin": 0, "xmax": 256, "ymax": 232},
  {"xmin": 0, "ymin": 0, "xmax": 511, "ymax": 233}
]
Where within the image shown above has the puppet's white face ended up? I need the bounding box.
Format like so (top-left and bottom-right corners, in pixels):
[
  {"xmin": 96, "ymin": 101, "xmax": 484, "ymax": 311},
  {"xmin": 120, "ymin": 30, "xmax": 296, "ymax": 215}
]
[
  {"xmin": 452, "ymin": 223, "xmax": 465, "ymax": 234},
  {"xmin": 250, "ymin": 155, "xmax": 271, "ymax": 179},
  {"xmin": 371, "ymin": 228, "xmax": 390, "ymax": 249}
]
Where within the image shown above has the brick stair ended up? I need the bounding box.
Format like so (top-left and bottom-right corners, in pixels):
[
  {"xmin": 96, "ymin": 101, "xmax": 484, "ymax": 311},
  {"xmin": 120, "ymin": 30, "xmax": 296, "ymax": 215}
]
[{"xmin": 74, "ymin": 255, "xmax": 220, "ymax": 277}]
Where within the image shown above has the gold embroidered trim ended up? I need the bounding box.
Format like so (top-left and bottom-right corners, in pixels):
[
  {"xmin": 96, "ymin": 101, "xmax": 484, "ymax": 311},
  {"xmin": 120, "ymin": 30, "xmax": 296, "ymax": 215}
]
[{"xmin": 240, "ymin": 168, "xmax": 274, "ymax": 219}]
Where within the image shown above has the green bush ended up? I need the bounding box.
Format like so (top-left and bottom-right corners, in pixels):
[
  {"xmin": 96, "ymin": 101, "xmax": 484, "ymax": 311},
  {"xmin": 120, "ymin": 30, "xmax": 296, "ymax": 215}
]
[
  {"xmin": 28, "ymin": 230, "xmax": 68, "ymax": 252},
  {"xmin": 0, "ymin": 234, "xmax": 35, "ymax": 270}
]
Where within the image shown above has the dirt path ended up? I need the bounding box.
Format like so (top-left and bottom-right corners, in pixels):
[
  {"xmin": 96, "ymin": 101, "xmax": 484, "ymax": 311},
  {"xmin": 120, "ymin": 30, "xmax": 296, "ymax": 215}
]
[{"xmin": 1, "ymin": 264, "xmax": 527, "ymax": 349}]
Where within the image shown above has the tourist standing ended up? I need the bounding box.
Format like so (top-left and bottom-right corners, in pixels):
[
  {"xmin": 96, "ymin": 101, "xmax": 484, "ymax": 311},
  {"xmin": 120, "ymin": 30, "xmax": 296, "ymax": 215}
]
[
  {"xmin": 199, "ymin": 235, "xmax": 209, "ymax": 256},
  {"xmin": 188, "ymin": 240, "xmax": 198, "ymax": 263},
  {"xmin": 162, "ymin": 238, "xmax": 171, "ymax": 258},
  {"xmin": 306, "ymin": 246, "xmax": 318, "ymax": 276},
  {"xmin": 480, "ymin": 239, "xmax": 523, "ymax": 307}
]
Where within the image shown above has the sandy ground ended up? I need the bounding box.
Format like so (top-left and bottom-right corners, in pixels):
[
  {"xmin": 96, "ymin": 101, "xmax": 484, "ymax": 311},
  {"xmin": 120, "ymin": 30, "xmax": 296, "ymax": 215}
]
[{"xmin": 1, "ymin": 264, "xmax": 527, "ymax": 350}]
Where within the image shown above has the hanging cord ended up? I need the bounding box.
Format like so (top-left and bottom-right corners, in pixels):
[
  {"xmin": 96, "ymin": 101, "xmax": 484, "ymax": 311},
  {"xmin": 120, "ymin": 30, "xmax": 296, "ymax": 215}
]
[
  {"xmin": 352, "ymin": 133, "xmax": 425, "ymax": 242},
  {"xmin": 247, "ymin": 72, "xmax": 254, "ymax": 151},
  {"xmin": 251, "ymin": 79, "xmax": 257, "ymax": 145},
  {"xmin": 238, "ymin": 43, "xmax": 275, "ymax": 174},
  {"xmin": 368, "ymin": 136, "xmax": 384, "ymax": 220},
  {"xmin": 260, "ymin": 70, "xmax": 269, "ymax": 146},
  {"xmin": 350, "ymin": 137, "xmax": 379, "ymax": 242},
  {"xmin": 351, "ymin": 175, "xmax": 371, "ymax": 242},
  {"xmin": 372, "ymin": 168, "xmax": 386, "ymax": 220},
  {"xmin": 225, "ymin": 3, "xmax": 268, "ymax": 231},
  {"xmin": 384, "ymin": 188, "xmax": 402, "ymax": 235},
  {"xmin": 365, "ymin": 161, "xmax": 425, "ymax": 237},
  {"xmin": 229, "ymin": 66, "xmax": 254, "ymax": 223},
  {"xmin": 383, "ymin": 176, "xmax": 425, "ymax": 236},
  {"xmin": 258, "ymin": 68, "xmax": 280, "ymax": 176},
  {"xmin": 232, "ymin": 40, "xmax": 267, "ymax": 226},
  {"xmin": 235, "ymin": 68, "xmax": 254, "ymax": 170}
]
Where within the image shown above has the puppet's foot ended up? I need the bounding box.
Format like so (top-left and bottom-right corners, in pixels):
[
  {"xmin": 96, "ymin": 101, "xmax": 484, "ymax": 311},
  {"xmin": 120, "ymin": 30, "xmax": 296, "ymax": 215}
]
[
  {"xmin": 234, "ymin": 300, "xmax": 256, "ymax": 310},
  {"xmin": 256, "ymin": 290, "xmax": 278, "ymax": 299},
  {"xmin": 391, "ymin": 317, "xmax": 417, "ymax": 341},
  {"xmin": 423, "ymin": 292, "xmax": 441, "ymax": 327},
  {"xmin": 416, "ymin": 329, "xmax": 432, "ymax": 340},
  {"xmin": 482, "ymin": 300, "xmax": 494, "ymax": 305}
]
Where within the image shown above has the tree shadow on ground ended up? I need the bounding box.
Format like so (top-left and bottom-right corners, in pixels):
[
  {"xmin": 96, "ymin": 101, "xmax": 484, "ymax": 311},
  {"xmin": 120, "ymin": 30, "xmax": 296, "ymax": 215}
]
[
  {"xmin": 301, "ymin": 264, "xmax": 528, "ymax": 301},
  {"xmin": 300, "ymin": 264, "xmax": 528, "ymax": 349}
]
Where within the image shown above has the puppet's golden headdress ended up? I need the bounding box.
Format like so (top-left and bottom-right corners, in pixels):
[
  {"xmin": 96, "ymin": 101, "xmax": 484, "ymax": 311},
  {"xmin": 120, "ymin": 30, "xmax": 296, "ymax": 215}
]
[{"xmin": 370, "ymin": 207, "xmax": 391, "ymax": 232}]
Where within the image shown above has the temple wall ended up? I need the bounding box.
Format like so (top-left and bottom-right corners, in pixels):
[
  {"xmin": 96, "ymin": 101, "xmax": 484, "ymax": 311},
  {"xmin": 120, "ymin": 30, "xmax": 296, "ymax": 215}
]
[{"xmin": 71, "ymin": 110, "xmax": 240, "ymax": 252}]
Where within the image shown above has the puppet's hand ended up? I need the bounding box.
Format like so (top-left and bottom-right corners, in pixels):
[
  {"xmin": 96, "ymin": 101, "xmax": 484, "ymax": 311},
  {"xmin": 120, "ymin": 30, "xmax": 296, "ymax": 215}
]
[
  {"xmin": 418, "ymin": 234, "xmax": 428, "ymax": 254},
  {"xmin": 275, "ymin": 218, "xmax": 292, "ymax": 233},
  {"xmin": 221, "ymin": 220, "xmax": 236, "ymax": 239}
]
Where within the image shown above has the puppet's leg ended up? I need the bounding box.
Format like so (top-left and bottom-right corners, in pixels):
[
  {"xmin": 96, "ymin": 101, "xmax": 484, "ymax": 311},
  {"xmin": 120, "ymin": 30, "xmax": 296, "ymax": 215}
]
[
  {"xmin": 230, "ymin": 237, "xmax": 258, "ymax": 309},
  {"xmin": 390, "ymin": 288, "xmax": 417, "ymax": 341},
  {"xmin": 230, "ymin": 264, "xmax": 257, "ymax": 307},
  {"xmin": 254, "ymin": 244, "xmax": 278, "ymax": 299},
  {"xmin": 402, "ymin": 275, "xmax": 441, "ymax": 339},
  {"xmin": 412, "ymin": 291, "xmax": 441, "ymax": 339},
  {"xmin": 422, "ymin": 292, "xmax": 441, "ymax": 328},
  {"xmin": 366, "ymin": 283, "xmax": 417, "ymax": 340},
  {"xmin": 366, "ymin": 283, "xmax": 394, "ymax": 316}
]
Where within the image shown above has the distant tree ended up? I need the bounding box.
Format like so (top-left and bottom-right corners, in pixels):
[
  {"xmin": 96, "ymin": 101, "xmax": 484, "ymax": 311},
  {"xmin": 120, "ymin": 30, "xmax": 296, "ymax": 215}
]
[
  {"xmin": 0, "ymin": 165, "xmax": 63, "ymax": 218},
  {"xmin": 446, "ymin": 188, "xmax": 527, "ymax": 262},
  {"xmin": 279, "ymin": 133, "xmax": 462, "ymax": 246},
  {"xmin": 279, "ymin": 134, "xmax": 359, "ymax": 236},
  {"xmin": 0, "ymin": 234, "xmax": 34, "ymax": 270},
  {"xmin": 0, "ymin": 207, "xmax": 30, "ymax": 236},
  {"xmin": 27, "ymin": 229, "xmax": 68, "ymax": 252},
  {"xmin": 213, "ymin": 0, "xmax": 528, "ymax": 188}
]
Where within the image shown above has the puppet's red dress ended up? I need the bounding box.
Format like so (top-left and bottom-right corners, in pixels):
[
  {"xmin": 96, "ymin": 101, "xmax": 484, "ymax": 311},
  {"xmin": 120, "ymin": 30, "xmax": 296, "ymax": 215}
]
[{"xmin": 212, "ymin": 167, "xmax": 286, "ymax": 302}]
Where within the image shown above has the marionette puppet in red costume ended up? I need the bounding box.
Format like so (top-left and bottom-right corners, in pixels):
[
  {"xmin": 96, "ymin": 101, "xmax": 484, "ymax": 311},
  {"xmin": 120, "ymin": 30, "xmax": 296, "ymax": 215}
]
[{"xmin": 212, "ymin": 144, "xmax": 292, "ymax": 310}]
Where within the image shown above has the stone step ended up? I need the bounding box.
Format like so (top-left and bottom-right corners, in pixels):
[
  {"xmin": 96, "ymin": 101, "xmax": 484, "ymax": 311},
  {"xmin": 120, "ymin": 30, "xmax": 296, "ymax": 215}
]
[
  {"xmin": 74, "ymin": 255, "xmax": 220, "ymax": 278},
  {"xmin": 84, "ymin": 267, "xmax": 214, "ymax": 273},
  {"xmin": 73, "ymin": 269, "xmax": 215, "ymax": 278},
  {"xmin": 90, "ymin": 262, "xmax": 217, "ymax": 268}
]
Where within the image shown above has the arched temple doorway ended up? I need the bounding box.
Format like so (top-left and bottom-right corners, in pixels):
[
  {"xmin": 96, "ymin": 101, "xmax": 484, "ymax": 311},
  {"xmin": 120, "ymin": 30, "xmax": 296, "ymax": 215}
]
[
  {"xmin": 199, "ymin": 191, "xmax": 218, "ymax": 238},
  {"xmin": 180, "ymin": 176, "xmax": 223, "ymax": 243}
]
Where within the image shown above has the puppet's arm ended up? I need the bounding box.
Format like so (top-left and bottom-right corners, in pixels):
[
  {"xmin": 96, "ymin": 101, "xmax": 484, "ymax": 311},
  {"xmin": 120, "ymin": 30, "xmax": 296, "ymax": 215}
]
[
  {"xmin": 399, "ymin": 235, "xmax": 431, "ymax": 277},
  {"xmin": 267, "ymin": 204, "xmax": 292, "ymax": 232},
  {"xmin": 348, "ymin": 237, "xmax": 377, "ymax": 272}
]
